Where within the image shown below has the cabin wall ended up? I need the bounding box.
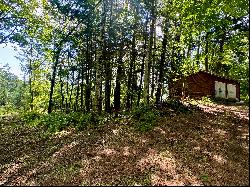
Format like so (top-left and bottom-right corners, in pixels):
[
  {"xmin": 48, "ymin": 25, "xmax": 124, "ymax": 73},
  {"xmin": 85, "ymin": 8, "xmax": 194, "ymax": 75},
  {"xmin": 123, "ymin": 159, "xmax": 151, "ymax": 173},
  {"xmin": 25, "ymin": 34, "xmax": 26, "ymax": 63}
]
[
  {"xmin": 169, "ymin": 72, "xmax": 240, "ymax": 100},
  {"xmin": 185, "ymin": 73, "xmax": 214, "ymax": 98}
]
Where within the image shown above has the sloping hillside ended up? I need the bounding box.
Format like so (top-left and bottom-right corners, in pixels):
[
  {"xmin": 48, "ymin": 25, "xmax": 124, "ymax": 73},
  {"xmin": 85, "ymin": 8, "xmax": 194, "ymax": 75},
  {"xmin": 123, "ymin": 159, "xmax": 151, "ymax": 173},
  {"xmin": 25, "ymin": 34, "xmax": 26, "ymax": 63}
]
[{"xmin": 0, "ymin": 103, "xmax": 249, "ymax": 186}]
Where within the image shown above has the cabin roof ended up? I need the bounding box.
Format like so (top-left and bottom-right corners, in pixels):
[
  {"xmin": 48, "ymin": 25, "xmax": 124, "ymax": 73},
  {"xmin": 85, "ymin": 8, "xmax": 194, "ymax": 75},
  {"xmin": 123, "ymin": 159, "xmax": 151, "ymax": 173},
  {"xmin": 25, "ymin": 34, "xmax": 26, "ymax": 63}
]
[{"xmin": 186, "ymin": 70, "xmax": 240, "ymax": 85}]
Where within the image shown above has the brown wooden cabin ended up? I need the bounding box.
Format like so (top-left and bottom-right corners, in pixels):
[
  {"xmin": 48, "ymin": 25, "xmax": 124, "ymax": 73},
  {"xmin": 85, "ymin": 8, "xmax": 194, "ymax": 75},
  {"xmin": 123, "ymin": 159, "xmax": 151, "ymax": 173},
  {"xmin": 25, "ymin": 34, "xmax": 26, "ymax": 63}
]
[{"xmin": 169, "ymin": 71, "xmax": 240, "ymax": 100}]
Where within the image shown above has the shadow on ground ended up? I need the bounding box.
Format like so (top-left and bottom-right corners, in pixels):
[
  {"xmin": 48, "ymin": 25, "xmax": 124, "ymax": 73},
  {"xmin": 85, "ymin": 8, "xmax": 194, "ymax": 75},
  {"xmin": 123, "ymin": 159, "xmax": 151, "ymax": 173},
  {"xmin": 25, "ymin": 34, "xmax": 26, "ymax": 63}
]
[{"xmin": 0, "ymin": 103, "xmax": 249, "ymax": 185}]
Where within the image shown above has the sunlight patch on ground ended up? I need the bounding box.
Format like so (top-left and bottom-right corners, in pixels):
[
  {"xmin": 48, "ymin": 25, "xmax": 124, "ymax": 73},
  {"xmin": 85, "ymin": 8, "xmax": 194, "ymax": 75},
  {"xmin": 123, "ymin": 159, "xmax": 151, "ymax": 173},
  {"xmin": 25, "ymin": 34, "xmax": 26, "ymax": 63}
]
[
  {"xmin": 136, "ymin": 148, "xmax": 202, "ymax": 185},
  {"xmin": 0, "ymin": 103, "xmax": 248, "ymax": 185},
  {"xmin": 79, "ymin": 159, "xmax": 92, "ymax": 178},
  {"xmin": 215, "ymin": 129, "xmax": 227, "ymax": 136},
  {"xmin": 112, "ymin": 129, "xmax": 119, "ymax": 135},
  {"xmin": 52, "ymin": 141, "xmax": 79, "ymax": 158},
  {"xmin": 154, "ymin": 127, "xmax": 166, "ymax": 134},
  {"xmin": 212, "ymin": 154, "xmax": 227, "ymax": 164},
  {"xmin": 198, "ymin": 103, "xmax": 249, "ymax": 120},
  {"xmin": 193, "ymin": 146, "xmax": 201, "ymax": 151},
  {"xmin": 232, "ymin": 111, "xmax": 249, "ymax": 120},
  {"xmin": 99, "ymin": 148, "xmax": 117, "ymax": 156},
  {"xmin": 198, "ymin": 104, "xmax": 224, "ymax": 114},
  {"xmin": 54, "ymin": 129, "xmax": 73, "ymax": 138},
  {"xmin": 122, "ymin": 146, "xmax": 130, "ymax": 156},
  {"xmin": 0, "ymin": 160, "xmax": 23, "ymax": 185}
]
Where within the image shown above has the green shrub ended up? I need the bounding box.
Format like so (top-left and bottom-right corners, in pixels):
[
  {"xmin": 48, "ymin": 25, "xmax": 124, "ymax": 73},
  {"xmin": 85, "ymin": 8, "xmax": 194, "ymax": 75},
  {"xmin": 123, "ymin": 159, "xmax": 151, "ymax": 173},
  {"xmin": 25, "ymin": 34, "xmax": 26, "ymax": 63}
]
[
  {"xmin": 19, "ymin": 110, "xmax": 45, "ymax": 127},
  {"xmin": 241, "ymin": 95, "xmax": 249, "ymax": 105},
  {"xmin": 163, "ymin": 99, "xmax": 192, "ymax": 113},
  {"xmin": 75, "ymin": 113, "xmax": 94, "ymax": 130},
  {"xmin": 131, "ymin": 105, "xmax": 160, "ymax": 133},
  {"xmin": 201, "ymin": 96, "xmax": 213, "ymax": 104},
  {"xmin": 39, "ymin": 112, "xmax": 68, "ymax": 132},
  {"xmin": 21, "ymin": 110, "xmax": 105, "ymax": 133}
]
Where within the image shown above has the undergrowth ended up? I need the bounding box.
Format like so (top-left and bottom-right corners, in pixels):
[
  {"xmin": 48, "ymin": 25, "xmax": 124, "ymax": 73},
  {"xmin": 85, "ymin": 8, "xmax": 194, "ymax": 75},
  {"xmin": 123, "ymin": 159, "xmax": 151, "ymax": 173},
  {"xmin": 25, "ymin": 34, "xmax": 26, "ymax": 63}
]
[
  {"xmin": 19, "ymin": 99, "xmax": 200, "ymax": 133},
  {"xmin": 20, "ymin": 111, "xmax": 105, "ymax": 132},
  {"xmin": 131, "ymin": 105, "xmax": 160, "ymax": 132}
]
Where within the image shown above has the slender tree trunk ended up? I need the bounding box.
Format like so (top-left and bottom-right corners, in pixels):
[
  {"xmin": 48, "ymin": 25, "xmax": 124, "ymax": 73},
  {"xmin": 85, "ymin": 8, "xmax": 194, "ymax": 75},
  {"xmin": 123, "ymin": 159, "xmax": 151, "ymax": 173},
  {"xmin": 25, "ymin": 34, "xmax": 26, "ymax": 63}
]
[
  {"xmin": 29, "ymin": 45, "xmax": 34, "ymax": 111},
  {"xmin": 196, "ymin": 36, "xmax": 201, "ymax": 67},
  {"xmin": 137, "ymin": 17, "xmax": 148, "ymax": 106},
  {"xmin": 126, "ymin": 34, "xmax": 136, "ymax": 110},
  {"xmin": 66, "ymin": 67, "xmax": 70, "ymax": 113},
  {"xmin": 85, "ymin": 73, "xmax": 91, "ymax": 112},
  {"xmin": 156, "ymin": 28, "xmax": 167, "ymax": 104},
  {"xmin": 104, "ymin": 0, "xmax": 113, "ymax": 113},
  {"xmin": 59, "ymin": 65, "xmax": 65, "ymax": 111},
  {"xmin": 74, "ymin": 73, "xmax": 80, "ymax": 112},
  {"xmin": 205, "ymin": 33, "xmax": 209, "ymax": 72},
  {"xmin": 217, "ymin": 30, "xmax": 226, "ymax": 73},
  {"xmin": 69, "ymin": 69, "xmax": 75, "ymax": 111},
  {"xmin": 143, "ymin": 4, "xmax": 155, "ymax": 105},
  {"xmin": 114, "ymin": 43, "xmax": 124, "ymax": 111},
  {"xmin": 151, "ymin": 23, "xmax": 157, "ymax": 99},
  {"xmin": 48, "ymin": 48, "xmax": 61, "ymax": 114},
  {"xmin": 104, "ymin": 60, "xmax": 111, "ymax": 113}
]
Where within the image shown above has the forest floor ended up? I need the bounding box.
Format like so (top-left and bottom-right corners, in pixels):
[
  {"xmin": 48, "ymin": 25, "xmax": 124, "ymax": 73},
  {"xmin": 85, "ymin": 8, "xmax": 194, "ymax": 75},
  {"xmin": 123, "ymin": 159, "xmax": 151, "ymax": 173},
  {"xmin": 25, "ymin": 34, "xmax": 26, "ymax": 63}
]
[{"xmin": 0, "ymin": 102, "xmax": 249, "ymax": 186}]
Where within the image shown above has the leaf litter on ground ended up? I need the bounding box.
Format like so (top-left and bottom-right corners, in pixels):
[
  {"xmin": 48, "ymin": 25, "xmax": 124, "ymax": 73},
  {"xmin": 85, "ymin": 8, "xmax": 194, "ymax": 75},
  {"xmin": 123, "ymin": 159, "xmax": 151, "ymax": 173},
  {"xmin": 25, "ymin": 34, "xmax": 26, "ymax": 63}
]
[{"xmin": 0, "ymin": 102, "xmax": 249, "ymax": 186}]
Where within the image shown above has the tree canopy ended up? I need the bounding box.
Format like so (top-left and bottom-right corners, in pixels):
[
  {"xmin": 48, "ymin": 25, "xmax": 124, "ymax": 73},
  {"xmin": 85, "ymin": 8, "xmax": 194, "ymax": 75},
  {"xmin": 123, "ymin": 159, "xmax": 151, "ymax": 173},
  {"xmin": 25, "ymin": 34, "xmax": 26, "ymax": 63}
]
[{"xmin": 0, "ymin": 0, "xmax": 249, "ymax": 113}]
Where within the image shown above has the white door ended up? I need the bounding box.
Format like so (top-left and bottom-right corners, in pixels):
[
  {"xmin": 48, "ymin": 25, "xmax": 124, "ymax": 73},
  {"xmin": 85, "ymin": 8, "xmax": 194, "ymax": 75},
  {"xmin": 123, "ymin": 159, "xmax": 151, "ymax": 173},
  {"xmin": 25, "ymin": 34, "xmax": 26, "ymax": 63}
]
[
  {"xmin": 215, "ymin": 81, "xmax": 226, "ymax": 98},
  {"xmin": 227, "ymin": 84, "xmax": 236, "ymax": 99}
]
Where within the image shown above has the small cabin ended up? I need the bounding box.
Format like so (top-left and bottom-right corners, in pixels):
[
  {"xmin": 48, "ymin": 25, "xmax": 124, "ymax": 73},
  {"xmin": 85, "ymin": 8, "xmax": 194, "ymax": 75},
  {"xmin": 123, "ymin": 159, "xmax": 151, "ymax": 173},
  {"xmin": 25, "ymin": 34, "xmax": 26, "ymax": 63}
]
[{"xmin": 169, "ymin": 71, "xmax": 240, "ymax": 101}]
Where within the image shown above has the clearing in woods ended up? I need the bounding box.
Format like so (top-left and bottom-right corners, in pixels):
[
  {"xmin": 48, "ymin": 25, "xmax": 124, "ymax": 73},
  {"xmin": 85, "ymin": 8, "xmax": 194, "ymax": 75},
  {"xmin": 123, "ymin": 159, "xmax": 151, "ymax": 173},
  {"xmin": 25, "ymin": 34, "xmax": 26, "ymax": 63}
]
[{"xmin": 0, "ymin": 102, "xmax": 249, "ymax": 186}]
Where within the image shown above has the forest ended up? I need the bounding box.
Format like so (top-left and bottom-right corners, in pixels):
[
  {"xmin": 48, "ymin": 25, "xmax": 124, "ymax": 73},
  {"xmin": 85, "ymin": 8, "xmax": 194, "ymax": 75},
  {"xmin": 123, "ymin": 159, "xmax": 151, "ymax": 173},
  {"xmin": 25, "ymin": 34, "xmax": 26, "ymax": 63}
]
[{"xmin": 0, "ymin": 0, "xmax": 249, "ymax": 186}]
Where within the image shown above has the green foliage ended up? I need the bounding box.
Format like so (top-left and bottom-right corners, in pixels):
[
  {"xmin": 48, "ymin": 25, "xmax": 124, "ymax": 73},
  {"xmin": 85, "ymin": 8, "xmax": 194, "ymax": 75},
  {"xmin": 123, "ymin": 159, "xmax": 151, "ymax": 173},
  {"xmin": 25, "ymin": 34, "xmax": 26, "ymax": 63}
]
[
  {"xmin": 131, "ymin": 105, "xmax": 160, "ymax": 132},
  {"xmin": 21, "ymin": 110, "xmax": 106, "ymax": 133},
  {"xmin": 163, "ymin": 99, "xmax": 193, "ymax": 114},
  {"xmin": 0, "ymin": 66, "xmax": 25, "ymax": 109},
  {"xmin": 201, "ymin": 96, "xmax": 214, "ymax": 104},
  {"xmin": 39, "ymin": 112, "xmax": 69, "ymax": 132},
  {"xmin": 73, "ymin": 112, "xmax": 96, "ymax": 131},
  {"xmin": 21, "ymin": 110, "xmax": 44, "ymax": 127},
  {"xmin": 241, "ymin": 95, "xmax": 249, "ymax": 104},
  {"xmin": 1, "ymin": 0, "xmax": 248, "ymax": 115}
]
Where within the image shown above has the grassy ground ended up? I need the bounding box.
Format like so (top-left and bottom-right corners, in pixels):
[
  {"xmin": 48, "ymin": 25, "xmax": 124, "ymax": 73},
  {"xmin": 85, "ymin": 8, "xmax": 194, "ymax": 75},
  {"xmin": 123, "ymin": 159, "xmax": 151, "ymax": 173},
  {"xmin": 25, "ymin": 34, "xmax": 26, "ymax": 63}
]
[{"xmin": 0, "ymin": 102, "xmax": 249, "ymax": 186}]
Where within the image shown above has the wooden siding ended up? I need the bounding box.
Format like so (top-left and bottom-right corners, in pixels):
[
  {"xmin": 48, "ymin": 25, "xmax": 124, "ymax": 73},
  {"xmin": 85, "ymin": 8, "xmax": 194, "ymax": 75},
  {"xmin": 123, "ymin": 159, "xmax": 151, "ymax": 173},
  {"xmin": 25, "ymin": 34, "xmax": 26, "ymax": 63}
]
[{"xmin": 169, "ymin": 71, "xmax": 240, "ymax": 100}]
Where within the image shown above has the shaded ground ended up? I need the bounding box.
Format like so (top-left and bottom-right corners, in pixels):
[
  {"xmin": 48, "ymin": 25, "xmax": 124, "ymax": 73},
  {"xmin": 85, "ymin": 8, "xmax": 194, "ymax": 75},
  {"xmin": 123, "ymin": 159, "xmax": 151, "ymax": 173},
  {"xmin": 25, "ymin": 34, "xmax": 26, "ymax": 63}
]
[{"xmin": 0, "ymin": 103, "xmax": 249, "ymax": 186}]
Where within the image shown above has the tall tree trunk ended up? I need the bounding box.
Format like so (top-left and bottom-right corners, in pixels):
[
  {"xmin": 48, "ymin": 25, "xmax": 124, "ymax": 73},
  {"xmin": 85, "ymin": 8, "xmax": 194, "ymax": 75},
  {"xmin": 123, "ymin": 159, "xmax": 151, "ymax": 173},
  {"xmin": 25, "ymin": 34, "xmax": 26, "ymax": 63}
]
[
  {"xmin": 29, "ymin": 45, "xmax": 34, "ymax": 111},
  {"xmin": 66, "ymin": 68, "xmax": 69, "ymax": 113},
  {"xmin": 114, "ymin": 43, "xmax": 124, "ymax": 111},
  {"xmin": 85, "ymin": 36, "xmax": 91, "ymax": 112},
  {"xmin": 137, "ymin": 17, "xmax": 149, "ymax": 106},
  {"xmin": 104, "ymin": 0, "xmax": 113, "ymax": 113},
  {"xmin": 74, "ymin": 73, "xmax": 80, "ymax": 112},
  {"xmin": 59, "ymin": 65, "xmax": 65, "ymax": 111},
  {"xmin": 69, "ymin": 69, "xmax": 75, "ymax": 111},
  {"xmin": 196, "ymin": 36, "xmax": 201, "ymax": 67},
  {"xmin": 48, "ymin": 48, "xmax": 61, "ymax": 114},
  {"xmin": 104, "ymin": 60, "xmax": 111, "ymax": 113},
  {"xmin": 217, "ymin": 30, "xmax": 226, "ymax": 73},
  {"xmin": 205, "ymin": 33, "xmax": 209, "ymax": 72},
  {"xmin": 126, "ymin": 34, "xmax": 136, "ymax": 110},
  {"xmin": 80, "ymin": 57, "xmax": 84, "ymax": 111},
  {"xmin": 143, "ymin": 4, "xmax": 155, "ymax": 105},
  {"xmin": 94, "ymin": 55, "xmax": 102, "ymax": 114},
  {"xmin": 156, "ymin": 27, "xmax": 167, "ymax": 104},
  {"xmin": 151, "ymin": 23, "xmax": 157, "ymax": 99}
]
